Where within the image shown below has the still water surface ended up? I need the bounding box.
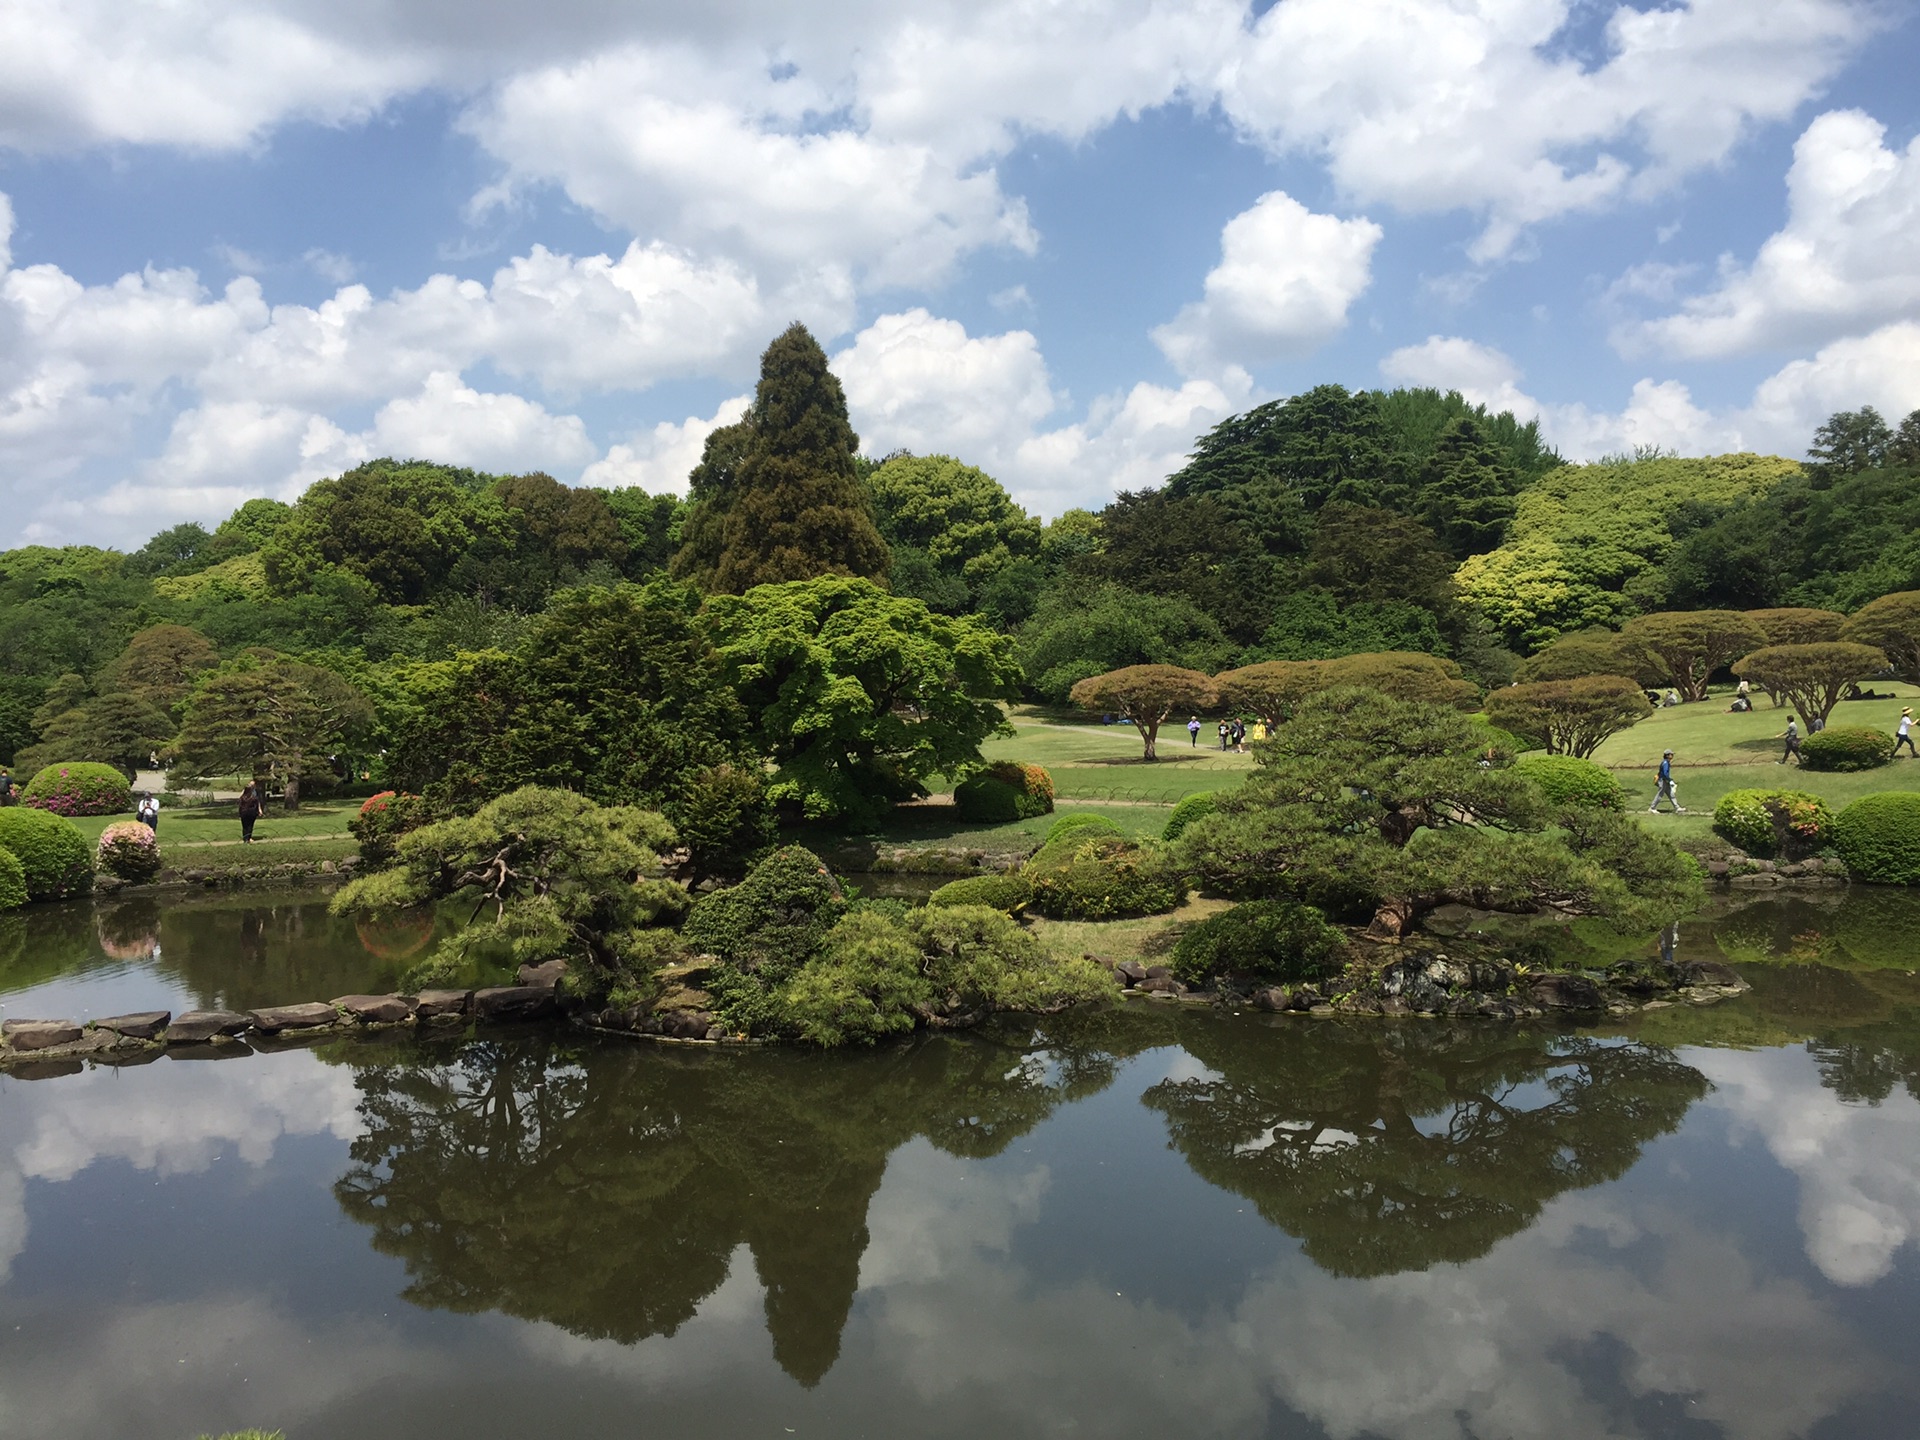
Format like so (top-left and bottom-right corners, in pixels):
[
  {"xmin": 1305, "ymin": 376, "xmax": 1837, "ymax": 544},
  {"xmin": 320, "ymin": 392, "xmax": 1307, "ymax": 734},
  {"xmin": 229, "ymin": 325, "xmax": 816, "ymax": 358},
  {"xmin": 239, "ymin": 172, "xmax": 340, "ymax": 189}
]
[{"xmin": 3, "ymin": 888, "xmax": 1920, "ymax": 1438}]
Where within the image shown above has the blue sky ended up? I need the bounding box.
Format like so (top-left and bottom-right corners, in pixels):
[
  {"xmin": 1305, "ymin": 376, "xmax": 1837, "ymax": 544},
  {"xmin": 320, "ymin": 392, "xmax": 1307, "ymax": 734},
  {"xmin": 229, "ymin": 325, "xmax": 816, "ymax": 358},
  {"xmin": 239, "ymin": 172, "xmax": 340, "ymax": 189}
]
[{"xmin": 2, "ymin": 0, "xmax": 1918, "ymax": 547}]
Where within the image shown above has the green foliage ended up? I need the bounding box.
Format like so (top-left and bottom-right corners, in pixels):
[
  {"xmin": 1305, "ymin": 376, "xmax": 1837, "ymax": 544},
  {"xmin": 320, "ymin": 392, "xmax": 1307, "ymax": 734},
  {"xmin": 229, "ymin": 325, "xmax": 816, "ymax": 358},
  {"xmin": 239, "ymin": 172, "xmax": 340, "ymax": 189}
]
[
  {"xmin": 1712, "ymin": 789, "xmax": 1833, "ymax": 859},
  {"xmin": 332, "ymin": 786, "xmax": 686, "ymax": 978},
  {"xmin": 1074, "ymin": 488, "xmax": 1270, "ymax": 641},
  {"xmin": 1307, "ymin": 501, "xmax": 1455, "ymax": 607},
  {"xmin": 1016, "ymin": 581, "xmax": 1232, "ymax": 703},
  {"xmin": 1454, "ymin": 453, "xmax": 1802, "ymax": 647},
  {"xmin": 1243, "ymin": 590, "xmax": 1449, "ymax": 663},
  {"xmin": 350, "ymin": 790, "xmax": 431, "ymax": 866},
  {"xmin": 1023, "ymin": 831, "xmax": 1183, "ymax": 920},
  {"xmin": 1841, "ymin": 590, "xmax": 1920, "ymax": 681},
  {"xmin": 867, "ymin": 454, "xmax": 1041, "ymax": 610},
  {"xmin": 1746, "ymin": 608, "xmax": 1845, "ymax": 646},
  {"xmin": 1414, "ymin": 414, "xmax": 1526, "ymax": 557},
  {"xmin": 1514, "ymin": 629, "xmax": 1631, "ymax": 682},
  {"xmin": 703, "ymin": 575, "xmax": 1020, "ymax": 823},
  {"xmin": 1162, "ymin": 791, "xmax": 1219, "ymax": 842},
  {"xmin": 173, "ymin": 652, "xmax": 374, "ymax": 806},
  {"xmin": 673, "ymin": 325, "xmax": 889, "ymax": 592},
  {"xmin": 1169, "ymin": 900, "xmax": 1348, "ymax": 986},
  {"xmin": 1042, "ymin": 813, "xmax": 1123, "ymax": 848},
  {"xmin": 781, "ymin": 910, "xmax": 929, "ymax": 1045},
  {"xmin": 926, "ymin": 872, "xmax": 1033, "ymax": 912},
  {"xmin": 1618, "ymin": 610, "xmax": 1767, "ymax": 701},
  {"xmin": 1485, "ymin": 676, "xmax": 1651, "ymax": 758},
  {"xmin": 96, "ymin": 820, "xmax": 162, "ymax": 882},
  {"xmin": 22, "ymin": 761, "xmax": 132, "ymax": 816},
  {"xmin": 1801, "ymin": 725, "xmax": 1894, "ymax": 772},
  {"xmin": 669, "ymin": 763, "xmax": 777, "ymax": 876},
  {"xmin": 953, "ymin": 761, "xmax": 1054, "ymax": 822},
  {"xmin": 0, "ymin": 808, "xmax": 93, "ymax": 900},
  {"xmin": 17, "ymin": 692, "xmax": 174, "ymax": 782},
  {"xmin": 1732, "ymin": 641, "xmax": 1887, "ymax": 725},
  {"xmin": 1514, "ymin": 755, "xmax": 1625, "ymax": 811},
  {"xmin": 680, "ymin": 846, "xmax": 847, "ymax": 980},
  {"xmin": 1833, "ymin": 793, "xmax": 1920, "ymax": 884},
  {"xmin": 0, "ymin": 846, "xmax": 26, "ymax": 911},
  {"xmin": 1068, "ymin": 664, "xmax": 1219, "ymax": 759},
  {"xmin": 97, "ymin": 623, "xmax": 221, "ymax": 708}
]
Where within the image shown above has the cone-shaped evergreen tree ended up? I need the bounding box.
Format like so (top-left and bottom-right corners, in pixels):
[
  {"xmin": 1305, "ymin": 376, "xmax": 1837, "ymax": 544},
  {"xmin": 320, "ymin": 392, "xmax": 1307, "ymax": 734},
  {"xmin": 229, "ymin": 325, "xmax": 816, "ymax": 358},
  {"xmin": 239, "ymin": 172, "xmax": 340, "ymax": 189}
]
[
  {"xmin": 672, "ymin": 324, "xmax": 889, "ymax": 593},
  {"xmin": 1416, "ymin": 415, "xmax": 1521, "ymax": 559}
]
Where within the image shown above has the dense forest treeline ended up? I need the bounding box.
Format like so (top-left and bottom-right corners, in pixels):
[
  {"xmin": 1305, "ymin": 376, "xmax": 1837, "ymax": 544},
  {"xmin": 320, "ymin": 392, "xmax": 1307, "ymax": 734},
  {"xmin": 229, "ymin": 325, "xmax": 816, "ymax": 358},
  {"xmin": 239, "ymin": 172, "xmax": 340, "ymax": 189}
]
[{"xmin": 3, "ymin": 321, "xmax": 1917, "ymax": 833}]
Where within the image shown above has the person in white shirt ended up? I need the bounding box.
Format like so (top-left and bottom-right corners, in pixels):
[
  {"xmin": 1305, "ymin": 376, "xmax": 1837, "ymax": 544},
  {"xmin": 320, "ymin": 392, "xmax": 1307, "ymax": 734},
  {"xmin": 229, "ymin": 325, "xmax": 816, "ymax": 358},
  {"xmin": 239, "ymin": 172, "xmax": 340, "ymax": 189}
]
[
  {"xmin": 1897, "ymin": 708, "xmax": 1916, "ymax": 758},
  {"xmin": 137, "ymin": 794, "xmax": 160, "ymax": 832}
]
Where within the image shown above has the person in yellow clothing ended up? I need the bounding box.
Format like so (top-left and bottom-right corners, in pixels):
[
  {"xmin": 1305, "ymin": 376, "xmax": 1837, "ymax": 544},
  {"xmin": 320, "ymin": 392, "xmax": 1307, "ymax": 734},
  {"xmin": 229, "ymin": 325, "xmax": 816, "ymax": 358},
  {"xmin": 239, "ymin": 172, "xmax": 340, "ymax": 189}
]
[{"xmin": 1250, "ymin": 721, "xmax": 1268, "ymax": 742}]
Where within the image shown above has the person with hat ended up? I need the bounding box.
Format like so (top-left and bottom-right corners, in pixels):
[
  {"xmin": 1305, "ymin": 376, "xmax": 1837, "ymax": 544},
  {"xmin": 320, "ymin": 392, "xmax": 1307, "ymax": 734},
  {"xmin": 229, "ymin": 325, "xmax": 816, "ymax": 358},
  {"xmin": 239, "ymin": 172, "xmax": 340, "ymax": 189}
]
[
  {"xmin": 1897, "ymin": 708, "xmax": 1917, "ymax": 758},
  {"xmin": 1649, "ymin": 750, "xmax": 1685, "ymax": 813}
]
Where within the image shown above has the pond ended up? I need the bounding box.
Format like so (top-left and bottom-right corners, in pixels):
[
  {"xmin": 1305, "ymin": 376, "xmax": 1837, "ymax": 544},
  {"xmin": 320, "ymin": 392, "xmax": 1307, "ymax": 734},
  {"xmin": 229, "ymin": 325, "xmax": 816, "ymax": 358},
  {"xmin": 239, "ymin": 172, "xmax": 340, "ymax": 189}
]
[{"xmin": 4, "ymin": 888, "xmax": 1920, "ymax": 1438}]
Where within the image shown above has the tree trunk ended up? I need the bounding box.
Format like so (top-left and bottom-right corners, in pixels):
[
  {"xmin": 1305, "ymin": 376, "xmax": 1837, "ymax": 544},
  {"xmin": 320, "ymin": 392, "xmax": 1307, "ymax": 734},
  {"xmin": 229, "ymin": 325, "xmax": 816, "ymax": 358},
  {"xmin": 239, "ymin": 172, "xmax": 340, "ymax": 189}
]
[
  {"xmin": 1142, "ymin": 719, "xmax": 1159, "ymax": 761},
  {"xmin": 1369, "ymin": 899, "xmax": 1415, "ymax": 938},
  {"xmin": 283, "ymin": 753, "xmax": 302, "ymax": 811}
]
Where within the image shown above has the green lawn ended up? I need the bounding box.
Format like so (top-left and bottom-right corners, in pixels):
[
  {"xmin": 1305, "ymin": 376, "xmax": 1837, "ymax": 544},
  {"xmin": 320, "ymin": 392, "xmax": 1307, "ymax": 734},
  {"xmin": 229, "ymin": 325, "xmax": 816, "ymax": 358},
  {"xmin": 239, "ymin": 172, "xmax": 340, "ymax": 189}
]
[
  {"xmin": 66, "ymin": 800, "xmax": 358, "ymax": 851},
  {"xmin": 978, "ymin": 707, "xmax": 1254, "ymax": 804}
]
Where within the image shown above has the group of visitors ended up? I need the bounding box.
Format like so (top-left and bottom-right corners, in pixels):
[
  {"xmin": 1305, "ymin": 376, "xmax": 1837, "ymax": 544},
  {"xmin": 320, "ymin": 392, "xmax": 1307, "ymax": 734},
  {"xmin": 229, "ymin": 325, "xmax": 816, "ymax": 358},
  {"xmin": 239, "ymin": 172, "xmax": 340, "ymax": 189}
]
[{"xmin": 1186, "ymin": 716, "xmax": 1269, "ymax": 752}]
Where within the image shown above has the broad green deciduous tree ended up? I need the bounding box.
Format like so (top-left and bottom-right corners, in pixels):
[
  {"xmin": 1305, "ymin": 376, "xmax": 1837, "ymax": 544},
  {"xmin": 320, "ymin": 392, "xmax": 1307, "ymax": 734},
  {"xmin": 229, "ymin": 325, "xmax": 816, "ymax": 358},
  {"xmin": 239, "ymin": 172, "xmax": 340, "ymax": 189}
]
[
  {"xmin": 1484, "ymin": 676, "xmax": 1652, "ymax": 758},
  {"xmin": 1618, "ymin": 610, "xmax": 1767, "ymax": 702},
  {"xmin": 1732, "ymin": 642, "xmax": 1889, "ymax": 726},
  {"xmin": 1841, "ymin": 590, "xmax": 1920, "ymax": 682},
  {"xmin": 1068, "ymin": 664, "xmax": 1219, "ymax": 760}
]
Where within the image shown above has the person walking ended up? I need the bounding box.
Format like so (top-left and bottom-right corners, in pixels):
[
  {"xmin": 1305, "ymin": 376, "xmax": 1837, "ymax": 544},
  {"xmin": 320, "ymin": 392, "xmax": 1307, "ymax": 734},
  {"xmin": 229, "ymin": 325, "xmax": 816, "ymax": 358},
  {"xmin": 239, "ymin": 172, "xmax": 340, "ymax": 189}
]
[
  {"xmin": 1649, "ymin": 750, "xmax": 1685, "ymax": 813},
  {"xmin": 1897, "ymin": 708, "xmax": 1917, "ymax": 758},
  {"xmin": 1777, "ymin": 717, "xmax": 1802, "ymax": 765},
  {"xmin": 238, "ymin": 782, "xmax": 261, "ymax": 843},
  {"xmin": 1218, "ymin": 720, "xmax": 1230, "ymax": 751},
  {"xmin": 1187, "ymin": 716, "xmax": 1201, "ymax": 747},
  {"xmin": 0, "ymin": 767, "xmax": 11, "ymax": 805},
  {"xmin": 1231, "ymin": 718, "xmax": 1247, "ymax": 753}
]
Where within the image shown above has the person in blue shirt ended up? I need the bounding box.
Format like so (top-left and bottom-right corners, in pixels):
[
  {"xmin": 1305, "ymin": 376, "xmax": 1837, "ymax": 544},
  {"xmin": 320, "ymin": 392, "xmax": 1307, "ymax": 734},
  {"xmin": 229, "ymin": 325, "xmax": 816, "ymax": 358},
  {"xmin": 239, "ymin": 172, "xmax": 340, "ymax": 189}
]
[
  {"xmin": 1648, "ymin": 750, "xmax": 1685, "ymax": 813},
  {"xmin": 1187, "ymin": 716, "xmax": 1201, "ymax": 747}
]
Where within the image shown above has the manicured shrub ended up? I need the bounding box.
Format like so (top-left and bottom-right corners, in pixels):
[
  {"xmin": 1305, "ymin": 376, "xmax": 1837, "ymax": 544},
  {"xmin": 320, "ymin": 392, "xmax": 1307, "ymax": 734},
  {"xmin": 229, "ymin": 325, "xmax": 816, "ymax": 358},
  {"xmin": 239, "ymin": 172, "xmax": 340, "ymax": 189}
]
[
  {"xmin": 1800, "ymin": 725, "xmax": 1894, "ymax": 772},
  {"xmin": 96, "ymin": 821, "xmax": 162, "ymax": 882},
  {"xmin": 1468, "ymin": 721, "xmax": 1527, "ymax": 765},
  {"xmin": 1712, "ymin": 788, "xmax": 1833, "ymax": 859},
  {"xmin": 1024, "ymin": 833, "xmax": 1183, "ymax": 920},
  {"xmin": 349, "ymin": 790, "xmax": 431, "ymax": 866},
  {"xmin": 0, "ymin": 808, "xmax": 93, "ymax": 900},
  {"xmin": 0, "ymin": 847, "xmax": 25, "ymax": 911},
  {"xmin": 1170, "ymin": 899, "xmax": 1348, "ymax": 986},
  {"xmin": 667, "ymin": 762, "xmax": 776, "ymax": 875},
  {"xmin": 953, "ymin": 761, "xmax": 1055, "ymax": 822},
  {"xmin": 1515, "ymin": 755, "xmax": 1625, "ymax": 811},
  {"xmin": 680, "ymin": 845, "xmax": 847, "ymax": 978},
  {"xmin": 927, "ymin": 872, "xmax": 1033, "ymax": 911},
  {"xmin": 22, "ymin": 762, "xmax": 132, "ymax": 817},
  {"xmin": 1041, "ymin": 812, "xmax": 1121, "ymax": 848},
  {"xmin": 1161, "ymin": 791, "xmax": 1218, "ymax": 843},
  {"xmin": 1832, "ymin": 793, "xmax": 1920, "ymax": 885}
]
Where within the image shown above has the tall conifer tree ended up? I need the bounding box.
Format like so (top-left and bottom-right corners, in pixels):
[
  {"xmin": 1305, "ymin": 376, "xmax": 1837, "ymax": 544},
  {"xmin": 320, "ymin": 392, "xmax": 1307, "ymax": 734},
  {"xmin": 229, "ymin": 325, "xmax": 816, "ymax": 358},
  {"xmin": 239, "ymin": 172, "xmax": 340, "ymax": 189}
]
[{"xmin": 672, "ymin": 325, "xmax": 889, "ymax": 593}]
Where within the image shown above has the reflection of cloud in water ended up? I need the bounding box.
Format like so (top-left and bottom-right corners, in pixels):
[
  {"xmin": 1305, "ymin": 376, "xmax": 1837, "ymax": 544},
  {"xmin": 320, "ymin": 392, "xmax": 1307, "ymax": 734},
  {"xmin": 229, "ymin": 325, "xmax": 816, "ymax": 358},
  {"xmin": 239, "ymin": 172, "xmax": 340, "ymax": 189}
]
[
  {"xmin": 1699, "ymin": 1045, "xmax": 1920, "ymax": 1285},
  {"xmin": 0, "ymin": 1057, "xmax": 363, "ymax": 1281}
]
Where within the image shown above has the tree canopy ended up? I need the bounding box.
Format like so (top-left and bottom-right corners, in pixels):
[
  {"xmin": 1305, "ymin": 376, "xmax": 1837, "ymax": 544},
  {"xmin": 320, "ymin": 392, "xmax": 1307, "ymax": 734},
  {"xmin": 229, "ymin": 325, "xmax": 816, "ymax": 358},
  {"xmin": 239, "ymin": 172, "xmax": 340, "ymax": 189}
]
[{"xmin": 1068, "ymin": 665, "xmax": 1219, "ymax": 760}]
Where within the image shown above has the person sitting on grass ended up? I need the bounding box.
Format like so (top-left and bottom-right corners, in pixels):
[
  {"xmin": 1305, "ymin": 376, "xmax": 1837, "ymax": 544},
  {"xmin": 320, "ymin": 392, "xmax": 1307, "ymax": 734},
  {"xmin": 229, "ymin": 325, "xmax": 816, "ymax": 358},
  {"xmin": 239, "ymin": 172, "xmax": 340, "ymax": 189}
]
[{"xmin": 1649, "ymin": 750, "xmax": 1685, "ymax": 814}]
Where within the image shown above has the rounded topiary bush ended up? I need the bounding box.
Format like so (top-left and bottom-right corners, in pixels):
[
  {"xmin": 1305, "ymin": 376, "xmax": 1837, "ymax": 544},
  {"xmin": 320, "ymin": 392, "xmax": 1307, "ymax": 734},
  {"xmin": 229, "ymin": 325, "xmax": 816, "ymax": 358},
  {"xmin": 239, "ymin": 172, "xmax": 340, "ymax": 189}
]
[
  {"xmin": 953, "ymin": 761, "xmax": 1054, "ymax": 823},
  {"xmin": 1801, "ymin": 725, "xmax": 1894, "ymax": 772},
  {"xmin": 1040, "ymin": 812, "xmax": 1121, "ymax": 849},
  {"xmin": 0, "ymin": 846, "xmax": 26, "ymax": 911},
  {"xmin": 1024, "ymin": 834, "xmax": 1182, "ymax": 920},
  {"xmin": 1170, "ymin": 899, "xmax": 1347, "ymax": 986},
  {"xmin": 0, "ymin": 807, "xmax": 93, "ymax": 900},
  {"xmin": 1712, "ymin": 788, "xmax": 1833, "ymax": 859},
  {"xmin": 22, "ymin": 762, "xmax": 132, "ymax": 817},
  {"xmin": 1515, "ymin": 755, "xmax": 1625, "ymax": 811},
  {"xmin": 1832, "ymin": 792, "xmax": 1920, "ymax": 884},
  {"xmin": 1161, "ymin": 791, "xmax": 1218, "ymax": 843},
  {"xmin": 96, "ymin": 821, "xmax": 162, "ymax": 882},
  {"xmin": 927, "ymin": 872, "xmax": 1033, "ymax": 912},
  {"xmin": 680, "ymin": 845, "xmax": 847, "ymax": 977}
]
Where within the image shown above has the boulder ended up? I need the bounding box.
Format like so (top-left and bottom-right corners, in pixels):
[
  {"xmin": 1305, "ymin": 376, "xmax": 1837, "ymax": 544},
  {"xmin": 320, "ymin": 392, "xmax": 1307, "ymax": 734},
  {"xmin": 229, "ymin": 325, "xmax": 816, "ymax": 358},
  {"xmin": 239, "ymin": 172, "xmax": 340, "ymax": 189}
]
[
  {"xmin": 1139, "ymin": 976, "xmax": 1184, "ymax": 995},
  {"xmin": 1250, "ymin": 986, "xmax": 1289, "ymax": 1012},
  {"xmin": 471, "ymin": 986, "xmax": 560, "ymax": 1022},
  {"xmin": 515, "ymin": 959, "xmax": 569, "ymax": 990},
  {"xmin": 333, "ymin": 994, "xmax": 414, "ymax": 1024},
  {"xmin": 1114, "ymin": 960, "xmax": 1149, "ymax": 987},
  {"xmin": 1144, "ymin": 964, "xmax": 1174, "ymax": 981},
  {"xmin": 661, "ymin": 1009, "xmax": 716, "ymax": 1039},
  {"xmin": 248, "ymin": 1002, "xmax": 342, "ymax": 1034},
  {"xmin": 165, "ymin": 1010, "xmax": 252, "ymax": 1042},
  {"xmin": 657, "ymin": 959, "xmax": 718, "ymax": 989},
  {"xmin": 1528, "ymin": 973, "xmax": 1606, "ymax": 1010},
  {"xmin": 92, "ymin": 1011, "xmax": 171, "ymax": 1041},
  {"xmin": 1678, "ymin": 958, "xmax": 1742, "ymax": 988},
  {"xmin": 413, "ymin": 989, "xmax": 472, "ymax": 1019},
  {"xmin": 2, "ymin": 1020, "xmax": 83, "ymax": 1052}
]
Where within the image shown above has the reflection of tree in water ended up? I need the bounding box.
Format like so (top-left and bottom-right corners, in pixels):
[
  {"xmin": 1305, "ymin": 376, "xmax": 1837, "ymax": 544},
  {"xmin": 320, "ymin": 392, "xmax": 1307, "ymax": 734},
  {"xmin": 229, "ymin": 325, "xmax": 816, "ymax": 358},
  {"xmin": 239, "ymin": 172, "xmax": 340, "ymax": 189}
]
[
  {"xmin": 334, "ymin": 1030, "xmax": 1122, "ymax": 1386},
  {"xmin": 1809, "ymin": 1009, "xmax": 1920, "ymax": 1106},
  {"xmin": 1142, "ymin": 1022, "xmax": 1710, "ymax": 1277}
]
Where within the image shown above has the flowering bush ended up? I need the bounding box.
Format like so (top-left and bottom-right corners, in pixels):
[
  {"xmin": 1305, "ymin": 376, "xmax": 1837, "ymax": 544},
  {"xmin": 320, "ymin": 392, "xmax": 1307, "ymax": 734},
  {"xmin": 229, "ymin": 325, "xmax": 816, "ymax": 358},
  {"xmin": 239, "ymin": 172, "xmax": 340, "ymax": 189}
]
[
  {"xmin": 350, "ymin": 790, "xmax": 431, "ymax": 866},
  {"xmin": 23, "ymin": 762, "xmax": 132, "ymax": 817},
  {"xmin": 1713, "ymin": 788, "xmax": 1833, "ymax": 859},
  {"xmin": 97, "ymin": 821, "xmax": 162, "ymax": 882}
]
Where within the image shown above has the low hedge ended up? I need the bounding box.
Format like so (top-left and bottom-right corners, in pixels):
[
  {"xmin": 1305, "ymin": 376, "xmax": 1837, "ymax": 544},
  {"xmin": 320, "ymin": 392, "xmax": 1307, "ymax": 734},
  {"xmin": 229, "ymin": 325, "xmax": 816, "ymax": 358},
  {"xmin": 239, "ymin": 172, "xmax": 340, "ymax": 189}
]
[
  {"xmin": 927, "ymin": 872, "xmax": 1033, "ymax": 912},
  {"xmin": 22, "ymin": 762, "xmax": 132, "ymax": 817},
  {"xmin": 97, "ymin": 821, "xmax": 162, "ymax": 882},
  {"xmin": 1832, "ymin": 792, "xmax": 1920, "ymax": 884},
  {"xmin": 0, "ymin": 808, "xmax": 93, "ymax": 900},
  {"xmin": 1801, "ymin": 726, "xmax": 1894, "ymax": 772},
  {"xmin": 1515, "ymin": 755, "xmax": 1624, "ymax": 811},
  {"xmin": 1170, "ymin": 899, "xmax": 1348, "ymax": 986},
  {"xmin": 1712, "ymin": 788, "xmax": 1833, "ymax": 859},
  {"xmin": 1161, "ymin": 791, "xmax": 1218, "ymax": 843},
  {"xmin": 953, "ymin": 762, "xmax": 1055, "ymax": 823},
  {"xmin": 1024, "ymin": 835, "xmax": 1183, "ymax": 921},
  {"xmin": 0, "ymin": 847, "xmax": 25, "ymax": 911}
]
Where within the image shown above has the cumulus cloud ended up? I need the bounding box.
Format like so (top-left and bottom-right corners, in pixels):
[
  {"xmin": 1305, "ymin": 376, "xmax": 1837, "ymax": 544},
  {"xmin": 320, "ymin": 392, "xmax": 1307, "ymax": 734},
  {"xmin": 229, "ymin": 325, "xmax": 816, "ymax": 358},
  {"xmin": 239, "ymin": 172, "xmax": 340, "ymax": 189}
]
[
  {"xmin": 581, "ymin": 393, "xmax": 751, "ymax": 495},
  {"xmin": 1627, "ymin": 109, "xmax": 1920, "ymax": 357},
  {"xmin": 1152, "ymin": 191, "xmax": 1381, "ymax": 382},
  {"xmin": 1220, "ymin": 0, "xmax": 1875, "ymax": 261}
]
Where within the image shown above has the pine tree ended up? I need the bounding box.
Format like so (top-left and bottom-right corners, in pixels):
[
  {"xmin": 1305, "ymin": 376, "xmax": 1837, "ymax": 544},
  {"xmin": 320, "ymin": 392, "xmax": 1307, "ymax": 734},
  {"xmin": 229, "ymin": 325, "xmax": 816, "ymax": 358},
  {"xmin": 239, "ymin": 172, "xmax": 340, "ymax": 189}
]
[
  {"xmin": 1416, "ymin": 415, "xmax": 1520, "ymax": 558},
  {"xmin": 671, "ymin": 325, "xmax": 889, "ymax": 593}
]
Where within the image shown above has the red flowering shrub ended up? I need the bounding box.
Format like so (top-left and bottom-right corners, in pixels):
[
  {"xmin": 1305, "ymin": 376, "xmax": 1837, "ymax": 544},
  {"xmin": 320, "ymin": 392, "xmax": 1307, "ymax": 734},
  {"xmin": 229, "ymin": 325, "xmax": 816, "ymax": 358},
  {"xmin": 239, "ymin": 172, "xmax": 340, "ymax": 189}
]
[
  {"xmin": 23, "ymin": 762, "xmax": 132, "ymax": 817},
  {"xmin": 351, "ymin": 790, "xmax": 430, "ymax": 866}
]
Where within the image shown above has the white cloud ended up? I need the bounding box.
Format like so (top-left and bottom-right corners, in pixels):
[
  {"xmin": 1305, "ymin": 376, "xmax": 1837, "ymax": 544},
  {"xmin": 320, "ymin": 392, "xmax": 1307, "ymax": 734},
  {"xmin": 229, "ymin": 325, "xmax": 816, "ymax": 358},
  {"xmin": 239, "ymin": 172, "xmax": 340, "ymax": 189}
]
[
  {"xmin": 1219, "ymin": 0, "xmax": 1875, "ymax": 261},
  {"xmin": 1378, "ymin": 335, "xmax": 1541, "ymax": 418},
  {"xmin": 368, "ymin": 370, "xmax": 596, "ymax": 474},
  {"xmin": 1152, "ymin": 191, "xmax": 1381, "ymax": 382},
  {"xmin": 581, "ymin": 394, "xmax": 751, "ymax": 495},
  {"xmin": 1628, "ymin": 109, "xmax": 1920, "ymax": 357}
]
